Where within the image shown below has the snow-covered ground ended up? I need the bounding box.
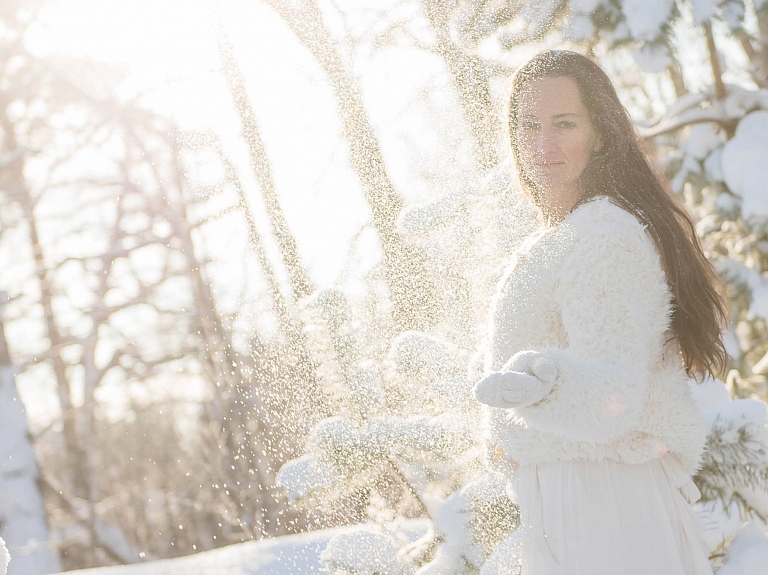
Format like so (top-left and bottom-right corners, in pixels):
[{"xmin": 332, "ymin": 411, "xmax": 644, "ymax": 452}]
[
  {"xmin": 47, "ymin": 514, "xmax": 768, "ymax": 575},
  {"xmin": 54, "ymin": 522, "xmax": 431, "ymax": 575},
  {"xmin": 55, "ymin": 527, "xmax": 344, "ymax": 575}
]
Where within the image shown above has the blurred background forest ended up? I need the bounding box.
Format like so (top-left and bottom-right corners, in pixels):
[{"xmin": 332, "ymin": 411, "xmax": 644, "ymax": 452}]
[{"xmin": 1, "ymin": 0, "xmax": 768, "ymax": 573}]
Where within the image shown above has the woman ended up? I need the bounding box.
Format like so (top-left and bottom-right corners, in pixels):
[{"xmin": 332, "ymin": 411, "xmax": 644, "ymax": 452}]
[{"xmin": 473, "ymin": 50, "xmax": 728, "ymax": 575}]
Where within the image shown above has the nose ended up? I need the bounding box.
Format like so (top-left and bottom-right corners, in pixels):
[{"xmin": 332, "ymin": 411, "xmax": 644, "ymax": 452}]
[{"xmin": 535, "ymin": 128, "xmax": 555, "ymax": 155}]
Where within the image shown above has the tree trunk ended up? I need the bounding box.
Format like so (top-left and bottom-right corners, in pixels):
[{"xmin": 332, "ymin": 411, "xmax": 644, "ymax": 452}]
[
  {"xmin": 420, "ymin": 0, "xmax": 500, "ymax": 171},
  {"xmin": 0, "ymin": 103, "xmax": 89, "ymax": 501},
  {"xmin": 218, "ymin": 32, "xmax": 315, "ymax": 304},
  {"xmin": 666, "ymin": 61, "xmax": 688, "ymax": 99},
  {"xmin": 262, "ymin": 0, "xmax": 439, "ymax": 331},
  {"xmin": 748, "ymin": 7, "xmax": 768, "ymax": 87},
  {"xmin": 704, "ymin": 22, "xmax": 726, "ymax": 102}
]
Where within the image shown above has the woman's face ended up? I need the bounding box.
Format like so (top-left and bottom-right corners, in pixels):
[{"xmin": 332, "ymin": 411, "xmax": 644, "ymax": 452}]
[{"xmin": 514, "ymin": 76, "xmax": 601, "ymax": 220}]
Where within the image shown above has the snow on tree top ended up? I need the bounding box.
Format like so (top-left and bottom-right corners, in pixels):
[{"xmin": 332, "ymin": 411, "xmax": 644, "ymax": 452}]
[
  {"xmin": 622, "ymin": 0, "xmax": 674, "ymax": 42},
  {"xmin": 722, "ymin": 111, "xmax": 768, "ymax": 221}
]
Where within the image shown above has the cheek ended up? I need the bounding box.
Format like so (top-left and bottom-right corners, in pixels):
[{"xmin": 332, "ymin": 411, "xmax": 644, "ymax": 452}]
[{"xmin": 563, "ymin": 132, "xmax": 594, "ymax": 163}]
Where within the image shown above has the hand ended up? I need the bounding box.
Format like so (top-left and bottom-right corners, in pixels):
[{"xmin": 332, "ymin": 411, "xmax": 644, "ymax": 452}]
[
  {"xmin": 473, "ymin": 369, "xmax": 554, "ymax": 409},
  {"xmin": 502, "ymin": 350, "xmax": 559, "ymax": 383}
]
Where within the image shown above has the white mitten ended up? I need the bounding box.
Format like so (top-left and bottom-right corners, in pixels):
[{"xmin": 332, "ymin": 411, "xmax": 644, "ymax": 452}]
[
  {"xmin": 473, "ymin": 369, "xmax": 554, "ymax": 409},
  {"xmin": 503, "ymin": 350, "xmax": 559, "ymax": 383}
]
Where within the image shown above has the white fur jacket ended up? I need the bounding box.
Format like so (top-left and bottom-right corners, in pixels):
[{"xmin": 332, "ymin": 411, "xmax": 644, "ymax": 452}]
[{"xmin": 481, "ymin": 196, "xmax": 707, "ymax": 476}]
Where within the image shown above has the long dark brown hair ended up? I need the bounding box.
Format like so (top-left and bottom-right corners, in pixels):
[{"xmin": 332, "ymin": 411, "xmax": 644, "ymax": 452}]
[{"xmin": 505, "ymin": 49, "xmax": 729, "ymax": 382}]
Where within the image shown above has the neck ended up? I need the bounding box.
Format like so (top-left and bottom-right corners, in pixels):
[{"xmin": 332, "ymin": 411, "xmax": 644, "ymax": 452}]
[{"xmin": 541, "ymin": 186, "xmax": 582, "ymax": 227}]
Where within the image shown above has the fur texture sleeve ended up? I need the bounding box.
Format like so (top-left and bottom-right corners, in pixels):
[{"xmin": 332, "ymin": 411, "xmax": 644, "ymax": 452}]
[{"xmin": 510, "ymin": 214, "xmax": 672, "ymax": 443}]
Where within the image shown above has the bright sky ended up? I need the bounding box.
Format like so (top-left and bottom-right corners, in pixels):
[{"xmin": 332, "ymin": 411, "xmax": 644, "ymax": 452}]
[{"xmin": 28, "ymin": 0, "xmax": 360, "ymax": 289}]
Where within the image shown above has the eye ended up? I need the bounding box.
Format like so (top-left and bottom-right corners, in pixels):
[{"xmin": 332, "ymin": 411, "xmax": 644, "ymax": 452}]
[{"xmin": 556, "ymin": 120, "xmax": 576, "ymax": 129}]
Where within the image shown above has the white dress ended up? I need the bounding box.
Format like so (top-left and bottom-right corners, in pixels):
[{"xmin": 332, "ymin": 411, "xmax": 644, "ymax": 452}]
[
  {"xmin": 513, "ymin": 453, "xmax": 713, "ymax": 575},
  {"xmin": 479, "ymin": 197, "xmax": 714, "ymax": 574}
]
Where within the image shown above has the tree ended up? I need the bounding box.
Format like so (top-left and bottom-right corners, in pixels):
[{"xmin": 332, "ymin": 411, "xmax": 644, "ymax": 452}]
[
  {"xmin": 277, "ymin": 310, "xmax": 520, "ymax": 574},
  {"xmin": 0, "ymin": 2, "xmax": 325, "ymax": 564},
  {"xmin": 262, "ymin": 0, "xmax": 440, "ymax": 332}
]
